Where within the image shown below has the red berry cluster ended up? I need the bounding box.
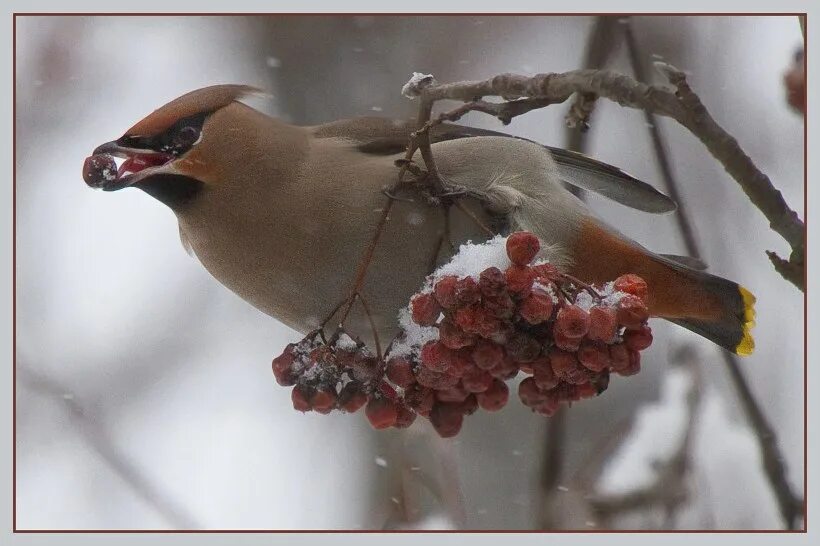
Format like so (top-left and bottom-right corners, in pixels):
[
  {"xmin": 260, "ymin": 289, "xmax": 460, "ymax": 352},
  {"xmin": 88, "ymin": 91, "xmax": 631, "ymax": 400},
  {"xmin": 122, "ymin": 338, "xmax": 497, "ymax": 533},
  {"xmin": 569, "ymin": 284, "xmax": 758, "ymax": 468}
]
[
  {"xmin": 270, "ymin": 332, "xmax": 418, "ymax": 429},
  {"xmin": 271, "ymin": 231, "xmax": 653, "ymax": 438}
]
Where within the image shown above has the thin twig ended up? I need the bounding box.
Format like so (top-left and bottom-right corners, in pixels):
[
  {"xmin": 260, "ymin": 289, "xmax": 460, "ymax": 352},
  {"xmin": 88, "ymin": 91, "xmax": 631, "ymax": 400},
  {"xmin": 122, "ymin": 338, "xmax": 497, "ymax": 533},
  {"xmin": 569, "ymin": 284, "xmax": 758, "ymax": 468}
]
[
  {"xmin": 559, "ymin": 272, "xmax": 602, "ymax": 299},
  {"xmin": 357, "ymin": 292, "xmax": 382, "ymax": 360},
  {"xmin": 537, "ymin": 407, "xmax": 568, "ymax": 529},
  {"xmin": 588, "ymin": 345, "xmax": 703, "ymax": 527},
  {"xmin": 452, "ymin": 199, "xmax": 495, "ymax": 237},
  {"xmin": 336, "ymin": 201, "xmax": 395, "ymax": 328},
  {"xmin": 622, "ymin": 22, "xmax": 702, "ymax": 261},
  {"xmin": 623, "ymin": 19, "xmax": 804, "ymax": 529}
]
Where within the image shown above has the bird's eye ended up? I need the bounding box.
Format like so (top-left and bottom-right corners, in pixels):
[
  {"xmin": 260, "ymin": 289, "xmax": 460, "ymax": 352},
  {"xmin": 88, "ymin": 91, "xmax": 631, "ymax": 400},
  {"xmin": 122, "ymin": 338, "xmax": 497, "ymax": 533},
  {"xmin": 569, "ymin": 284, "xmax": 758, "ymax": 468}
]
[{"xmin": 173, "ymin": 126, "xmax": 200, "ymax": 149}]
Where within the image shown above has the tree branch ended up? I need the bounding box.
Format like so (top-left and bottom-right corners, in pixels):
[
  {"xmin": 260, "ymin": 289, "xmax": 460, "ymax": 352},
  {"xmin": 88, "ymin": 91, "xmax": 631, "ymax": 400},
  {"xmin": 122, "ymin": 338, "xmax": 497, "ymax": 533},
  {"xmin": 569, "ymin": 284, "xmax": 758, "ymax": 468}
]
[{"xmin": 403, "ymin": 63, "xmax": 805, "ymax": 290}]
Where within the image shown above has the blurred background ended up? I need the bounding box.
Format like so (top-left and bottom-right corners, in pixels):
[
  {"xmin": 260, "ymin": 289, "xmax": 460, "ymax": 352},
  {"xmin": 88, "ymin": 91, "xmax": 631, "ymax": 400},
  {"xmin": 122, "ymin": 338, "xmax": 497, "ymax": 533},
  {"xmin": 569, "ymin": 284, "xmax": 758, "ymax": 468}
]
[{"xmin": 14, "ymin": 15, "xmax": 804, "ymax": 530}]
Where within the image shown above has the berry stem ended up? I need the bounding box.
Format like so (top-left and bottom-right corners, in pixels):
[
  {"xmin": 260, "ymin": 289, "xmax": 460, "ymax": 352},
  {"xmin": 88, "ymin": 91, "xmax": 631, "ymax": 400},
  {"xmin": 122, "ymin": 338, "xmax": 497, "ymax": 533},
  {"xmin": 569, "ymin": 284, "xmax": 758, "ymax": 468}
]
[
  {"xmin": 559, "ymin": 272, "xmax": 602, "ymax": 300},
  {"xmin": 336, "ymin": 199, "xmax": 396, "ymax": 329},
  {"xmin": 357, "ymin": 292, "xmax": 383, "ymax": 360},
  {"xmin": 453, "ymin": 199, "xmax": 495, "ymax": 237}
]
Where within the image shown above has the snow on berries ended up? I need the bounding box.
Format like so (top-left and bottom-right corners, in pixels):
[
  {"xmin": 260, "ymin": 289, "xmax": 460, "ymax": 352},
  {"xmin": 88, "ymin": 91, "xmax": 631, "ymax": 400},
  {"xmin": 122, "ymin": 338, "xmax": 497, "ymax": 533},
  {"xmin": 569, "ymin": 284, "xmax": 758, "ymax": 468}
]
[{"xmin": 270, "ymin": 231, "xmax": 653, "ymax": 438}]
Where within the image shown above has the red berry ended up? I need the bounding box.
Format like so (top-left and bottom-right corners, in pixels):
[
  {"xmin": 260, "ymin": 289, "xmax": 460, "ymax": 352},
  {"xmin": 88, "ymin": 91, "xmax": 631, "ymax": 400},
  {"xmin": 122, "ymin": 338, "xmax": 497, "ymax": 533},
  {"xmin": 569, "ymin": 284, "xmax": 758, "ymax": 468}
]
[
  {"xmin": 272, "ymin": 346, "xmax": 296, "ymax": 386},
  {"xmin": 476, "ymin": 379, "xmax": 509, "ymax": 411},
  {"xmin": 82, "ymin": 153, "xmax": 118, "ymax": 188},
  {"xmin": 504, "ymin": 265, "xmax": 536, "ymax": 295},
  {"xmin": 532, "ymin": 262, "xmax": 561, "ymax": 282},
  {"xmin": 338, "ymin": 382, "xmax": 367, "ymax": 413},
  {"xmin": 555, "ymin": 304, "xmax": 590, "ymax": 338},
  {"xmin": 551, "ymin": 382, "xmax": 581, "ymax": 402},
  {"xmin": 553, "ymin": 329, "xmax": 582, "ymax": 352},
  {"xmin": 506, "ymin": 333, "xmax": 541, "ymax": 363},
  {"xmin": 489, "ymin": 357, "xmax": 520, "ymax": 380},
  {"xmin": 518, "ymin": 377, "xmax": 547, "ymax": 408},
  {"xmin": 624, "ymin": 325, "xmax": 653, "ymax": 351},
  {"xmin": 365, "ymin": 397, "xmax": 399, "ymax": 429},
  {"xmin": 471, "ymin": 340, "xmax": 505, "ymax": 370},
  {"xmin": 458, "ymin": 394, "xmax": 479, "ymax": 416},
  {"xmin": 487, "ymin": 321, "xmax": 515, "ymax": 345},
  {"xmin": 394, "ymin": 405, "xmax": 418, "ymax": 429},
  {"xmin": 433, "ymin": 276, "xmax": 459, "ymax": 309},
  {"xmin": 506, "ymin": 231, "xmax": 540, "ymax": 265},
  {"xmin": 519, "ymin": 286, "xmax": 555, "ymax": 324},
  {"xmin": 411, "ymin": 293, "xmax": 441, "ymax": 326},
  {"xmin": 334, "ymin": 348, "xmax": 357, "ymax": 369},
  {"xmin": 483, "ymin": 293, "xmax": 516, "ymax": 320},
  {"xmin": 616, "ymin": 294, "xmax": 649, "ymax": 329},
  {"xmin": 614, "ymin": 274, "xmax": 649, "ymax": 303},
  {"xmin": 589, "ymin": 370, "xmax": 611, "ymax": 394},
  {"xmin": 309, "ymin": 346, "xmax": 332, "ymax": 366},
  {"xmin": 519, "ymin": 361, "xmax": 535, "ymax": 374},
  {"xmin": 575, "ymin": 382, "xmax": 598, "ymax": 400},
  {"xmin": 404, "ymin": 384, "xmax": 435, "ymax": 414},
  {"xmin": 479, "ymin": 267, "xmax": 507, "ymax": 297},
  {"xmin": 550, "ymin": 350, "xmax": 587, "ymax": 384},
  {"xmin": 351, "ymin": 352, "xmax": 382, "ymax": 382},
  {"xmin": 415, "ymin": 366, "xmax": 460, "ymax": 390},
  {"xmin": 446, "ymin": 349, "xmax": 472, "ymax": 378},
  {"xmin": 533, "ymin": 357, "xmax": 560, "ymax": 390},
  {"xmin": 578, "ymin": 341, "xmax": 611, "ymax": 373},
  {"xmin": 386, "ymin": 357, "xmax": 416, "ymax": 388},
  {"xmin": 291, "ymin": 385, "xmax": 313, "ymax": 412},
  {"xmin": 462, "ymin": 368, "xmax": 494, "ymax": 393},
  {"xmin": 310, "ymin": 387, "xmax": 338, "ymax": 414},
  {"xmin": 420, "ymin": 341, "xmax": 451, "ymax": 372},
  {"xmin": 533, "ymin": 397, "xmax": 561, "ymax": 416},
  {"xmin": 455, "ymin": 304, "xmax": 500, "ymax": 337},
  {"xmin": 378, "ymin": 381, "xmax": 399, "ymax": 401},
  {"xmin": 609, "ymin": 343, "xmax": 630, "ymax": 371},
  {"xmin": 436, "ymin": 384, "xmax": 470, "ymax": 403},
  {"xmin": 615, "ymin": 349, "xmax": 641, "ymax": 376},
  {"xmin": 588, "ymin": 306, "xmax": 619, "ymax": 343},
  {"xmin": 439, "ymin": 319, "xmax": 475, "ymax": 349},
  {"xmin": 454, "ymin": 276, "xmax": 481, "ymax": 306},
  {"xmin": 430, "ymin": 403, "xmax": 465, "ymax": 438}
]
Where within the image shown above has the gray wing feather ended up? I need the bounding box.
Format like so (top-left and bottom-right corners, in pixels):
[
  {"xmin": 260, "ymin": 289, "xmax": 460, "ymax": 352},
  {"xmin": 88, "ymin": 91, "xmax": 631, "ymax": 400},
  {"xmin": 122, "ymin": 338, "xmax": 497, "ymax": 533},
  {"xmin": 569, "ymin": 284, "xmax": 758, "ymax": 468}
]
[
  {"xmin": 546, "ymin": 147, "xmax": 677, "ymax": 214},
  {"xmin": 313, "ymin": 118, "xmax": 677, "ymax": 214}
]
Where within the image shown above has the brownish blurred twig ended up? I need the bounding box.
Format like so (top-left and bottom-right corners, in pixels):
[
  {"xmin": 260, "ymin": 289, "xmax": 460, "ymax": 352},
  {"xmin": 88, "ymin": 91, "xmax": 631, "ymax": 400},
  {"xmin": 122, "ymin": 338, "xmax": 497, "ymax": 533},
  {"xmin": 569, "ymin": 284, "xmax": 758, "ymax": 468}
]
[{"xmin": 586, "ymin": 345, "xmax": 703, "ymax": 529}]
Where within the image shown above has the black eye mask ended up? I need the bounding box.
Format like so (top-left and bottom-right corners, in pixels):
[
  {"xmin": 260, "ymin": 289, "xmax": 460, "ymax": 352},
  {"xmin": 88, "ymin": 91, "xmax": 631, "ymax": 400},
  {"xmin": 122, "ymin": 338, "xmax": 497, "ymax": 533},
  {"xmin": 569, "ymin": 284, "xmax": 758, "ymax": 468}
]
[{"xmin": 117, "ymin": 111, "xmax": 209, "ymax": 157}]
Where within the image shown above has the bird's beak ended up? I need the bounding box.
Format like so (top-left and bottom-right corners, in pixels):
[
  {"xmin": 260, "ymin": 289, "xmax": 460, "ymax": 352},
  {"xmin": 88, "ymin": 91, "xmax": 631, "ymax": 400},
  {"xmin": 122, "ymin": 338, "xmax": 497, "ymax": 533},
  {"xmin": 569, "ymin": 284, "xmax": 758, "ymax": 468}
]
[{"xmin": 91, "ymin": 140, "xmax": 177, "ymax": 191}]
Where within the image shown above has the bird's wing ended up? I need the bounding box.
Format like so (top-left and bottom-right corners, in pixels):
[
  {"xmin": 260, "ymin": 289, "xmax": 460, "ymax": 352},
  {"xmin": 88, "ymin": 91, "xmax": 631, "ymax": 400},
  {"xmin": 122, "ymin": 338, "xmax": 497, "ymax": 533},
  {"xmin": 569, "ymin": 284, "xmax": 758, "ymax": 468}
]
[{"xmin": 310, "ymin": 117, "xmax": 676, "ymax": 214}]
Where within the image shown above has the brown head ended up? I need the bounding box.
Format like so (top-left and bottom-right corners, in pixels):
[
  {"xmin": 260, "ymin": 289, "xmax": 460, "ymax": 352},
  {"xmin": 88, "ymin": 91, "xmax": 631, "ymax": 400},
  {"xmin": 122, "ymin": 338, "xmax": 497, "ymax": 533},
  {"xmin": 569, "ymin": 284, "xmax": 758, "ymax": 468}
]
[{"xmin": 89, "ymin": 84, "xmax": 269, "ymax": 208}]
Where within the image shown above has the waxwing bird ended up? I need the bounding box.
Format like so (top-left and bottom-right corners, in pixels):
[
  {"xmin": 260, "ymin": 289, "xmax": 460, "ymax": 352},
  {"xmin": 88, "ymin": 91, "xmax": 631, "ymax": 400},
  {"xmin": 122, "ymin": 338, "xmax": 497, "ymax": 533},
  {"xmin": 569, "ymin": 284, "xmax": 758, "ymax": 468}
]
[{"xmin": 85, "ymin": 84, "xmax": 755, "ymax": 355}]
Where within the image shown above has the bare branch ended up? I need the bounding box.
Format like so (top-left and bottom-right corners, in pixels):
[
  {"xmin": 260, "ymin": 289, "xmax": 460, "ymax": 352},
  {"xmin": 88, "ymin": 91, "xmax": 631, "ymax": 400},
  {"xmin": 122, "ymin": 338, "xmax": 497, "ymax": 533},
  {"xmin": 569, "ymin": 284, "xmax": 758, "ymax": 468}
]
[{"xmin": 403, "ymin": 60, "xmax": 805, "ymax": 290}]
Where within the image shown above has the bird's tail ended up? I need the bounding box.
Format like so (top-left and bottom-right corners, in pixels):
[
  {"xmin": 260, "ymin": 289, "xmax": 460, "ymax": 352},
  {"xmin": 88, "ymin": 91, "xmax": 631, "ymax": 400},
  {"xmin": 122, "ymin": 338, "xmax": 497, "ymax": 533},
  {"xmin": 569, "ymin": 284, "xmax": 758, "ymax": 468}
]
[
  {"xmin": 659, "ymin": 258, "xmax": 756, "ymax": 356},
  {"xmin": 563, "ymin": 218, "xmax": 756, "ymax": 355}
]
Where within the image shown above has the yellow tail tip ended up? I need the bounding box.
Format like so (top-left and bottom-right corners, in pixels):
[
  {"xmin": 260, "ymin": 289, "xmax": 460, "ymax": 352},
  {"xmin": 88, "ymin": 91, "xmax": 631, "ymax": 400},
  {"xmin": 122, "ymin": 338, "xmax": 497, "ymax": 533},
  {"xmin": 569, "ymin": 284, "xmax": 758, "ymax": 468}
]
[{"xmin": 736, "ymin": 286, "xmax": 757, "ymax": 356}]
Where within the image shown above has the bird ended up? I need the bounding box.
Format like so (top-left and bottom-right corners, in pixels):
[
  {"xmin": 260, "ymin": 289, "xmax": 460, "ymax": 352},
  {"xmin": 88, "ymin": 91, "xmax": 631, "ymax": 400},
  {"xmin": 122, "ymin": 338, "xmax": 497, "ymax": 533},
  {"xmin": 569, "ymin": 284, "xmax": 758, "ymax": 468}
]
[{"xmin": 85, "ymin": 84, "xmax": 755, "ymax": 356}]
